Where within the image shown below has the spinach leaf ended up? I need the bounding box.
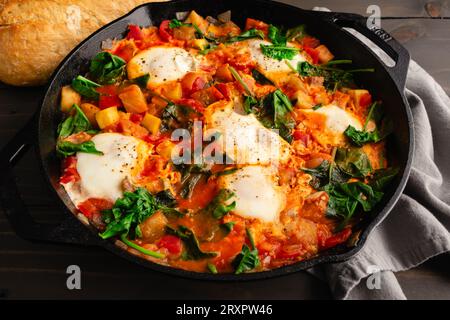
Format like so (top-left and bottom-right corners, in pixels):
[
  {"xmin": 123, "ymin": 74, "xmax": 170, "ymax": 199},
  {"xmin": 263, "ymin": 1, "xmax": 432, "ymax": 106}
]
[
  {"xmin": 268, "ymin": 24, "xmax": 286, "ymax": 46},
  {"xmin": 199, "ymin": 43, "xmax": 218, "ymax": 55},
  {"xmin": 180, "ymin": 173, "xmax": 202, "ymax": 199},
  {"xmin": 272, "ymin": 90, "xmax": 295, "ymax": 142},
  {"xmin": 227, "ymin": 28, "xmax": 265, "ymax": 43},
  {"xmin": 166, "ymin": 225, "xmax": 217, "ymax": 260},
  {"xmin": 221, "ymin": 221, "xmax": 236, "ymax": 235},
  {"xmin": 120, "ymin": 234, "xmax": 164, "ymax": 258},
  {"xmin": 244, "ymin": 90, "xmax": 295, "ymax": 142},
  {"xmin": 71, "ymin": 75, "xmax": 100, "ymax": 100},
  {"xmin": 89, "ymin": 52, "xmax": 126, "ymax": 84},
  {"xmin": 207, "ymin": 263, "xmax": 218, "ymax": 274},
  {"xmin": 243, "ymin": 95, "xmax": 258, "ymax": 114},
  {"xmin": 286, "ymin": 24, "xmax": 306, "ymax": 41},
  {"xmin": 56, "ymin": 141, "xmax": 103, "ymax": 157},
  {"xmin": 207, "ymin": 189, "xmax": 236, "ymax": 219},
  {"xmin": 131, "ymin": 74, "xmax": 150, "ymax": 88},
  {"xmin": 100, "ymin": 188, "xmax": 170, "ymax": 239},
  {"xmin": 229, "ymin": 66, "xmax": 253, "ymax": 96},
  {"xmin": 345, "ymin": 103, "xmax": 393, "ymax": 146},
  {"xmin": 169, "ymin": 19, "xmax": 185, "ymax": 28},
  {"xmin": 297, "ymin": 61, "xmax": 374, "ymax": 91},
  {"xmin": 233, "ymin": 245, "xmax": 260, "ymax": 274},
  {"xmin": 259, "ymin": 24, "xmax": 305, "ymax": 61},
  {"xmin": 335, "ymin": 147, "xmax": 372, "ymax": 178},
  {"xmin": 57, "ymin": 104, "xmax": 91, "ymax": 138},
  {"xmin": 251, "ymin": 69, "xmax": 274, "ymax": 86},
  {"xmin": 232, "ymin": 229, "xmax": 260, "ymax": 274},
  {"xmin": 312, "ymin": 104, "xmax": 323, "ymax": 110},
  {"xmin": 369, "ymin": 167, "xmax": 399, "ymax": 191},
  {"xmin": 154, "ymin": 190, "xmax": 176, "ymax": 207},
  {"xmin": 260, "ymin": 44, "xmax": 299, "ymax": 61},
  {"xmin": 302, "ymin": 160, "xmax": 349, "ymax": 189},
  {"xmin": 344, "ymin": 125, "xmax": 380, "ymax": 147},
  {"xmin": 324, "ymin": 181, "xmax": 383, "ymax": 228},
  {"xmin": 175, "ymin": 163, "xmax": 211, "ymax": 199},
  {"xmin": 56, "ymin": 104, "xmax": 102, "ymax": 157}
]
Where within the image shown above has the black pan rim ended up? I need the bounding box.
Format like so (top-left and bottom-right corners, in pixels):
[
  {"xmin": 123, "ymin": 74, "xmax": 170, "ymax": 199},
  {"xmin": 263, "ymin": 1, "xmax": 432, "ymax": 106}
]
[{"xmin": 36, "ymin": 0, "xmax": 414, "ymax": 281}]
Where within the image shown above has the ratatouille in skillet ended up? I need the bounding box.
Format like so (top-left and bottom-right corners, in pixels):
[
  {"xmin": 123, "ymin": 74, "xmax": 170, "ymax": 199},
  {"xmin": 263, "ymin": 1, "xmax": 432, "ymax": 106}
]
[{"xmin": 57, "ymin": 11, "xmax": 398, "ymax": 274}]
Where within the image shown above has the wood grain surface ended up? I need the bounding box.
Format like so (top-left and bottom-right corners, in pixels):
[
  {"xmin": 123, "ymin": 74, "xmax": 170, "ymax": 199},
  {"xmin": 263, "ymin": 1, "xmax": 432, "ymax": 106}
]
[{"xmin": 1, "ymin": 0, "xmax": 449, "ymax": 300}]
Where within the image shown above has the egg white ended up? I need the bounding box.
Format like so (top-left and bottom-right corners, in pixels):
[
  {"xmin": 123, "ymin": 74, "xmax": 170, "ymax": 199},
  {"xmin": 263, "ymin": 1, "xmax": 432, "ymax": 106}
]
[
  {"xmin": 63, "ymin": 133, "xmax": 149, "ymax": 205},
  {"xmin": 218, "ymin": 165, "xmax": 285, "ymax": 223},
  {"xmin": 127, "ymin": 46, "xmax": 198, "ymax": 85},
  {"xmin": 302, "ymin": 104, "xmax": 363, "ymax": 146},
  {"xmin": 204, "ymin": 101, "xmax": 291, "ymax": 166}
]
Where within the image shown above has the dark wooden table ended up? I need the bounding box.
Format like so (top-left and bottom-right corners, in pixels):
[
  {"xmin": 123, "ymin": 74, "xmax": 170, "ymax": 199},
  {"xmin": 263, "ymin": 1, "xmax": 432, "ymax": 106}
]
[{"xmin": 1, "ymin": 0, "xmax": 449, "ymax": 299}]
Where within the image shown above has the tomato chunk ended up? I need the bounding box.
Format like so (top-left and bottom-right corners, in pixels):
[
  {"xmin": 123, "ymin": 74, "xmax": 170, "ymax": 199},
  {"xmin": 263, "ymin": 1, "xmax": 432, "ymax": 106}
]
[
  {"xmin": 97, "ymin": 85, "xmax": 122, "ymax": 109},
  {"xmin": 60, "ymin": 156, "xmax": 79, "ymax": 184},
  {"xmin": 304, "ymin": 47, "xmax": 319, "ymax": 64},
  {"xmin": 245, "ymin": 18, "xmax": 269, "ymax": 34},
  {"xmin": 176, "ymin": 98, "xmax": 205, "ymax": 113},
  {"xmin": 320, "ymin": 228, "xmax": 352, "ymax": 250},
  {"xmin": 158, "ymin": 235, "xmax": 182, "ymax": 255},
  {"xmin": 77, "ymin": 198, "xmax": 112, "ymax": 219},
  {"xmin": 360, "ymin": 92, "xmax": 373, "ymax": 108}
]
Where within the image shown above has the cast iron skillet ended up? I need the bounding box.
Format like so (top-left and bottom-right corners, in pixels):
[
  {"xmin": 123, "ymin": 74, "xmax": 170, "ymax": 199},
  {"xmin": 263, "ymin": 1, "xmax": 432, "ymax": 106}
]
[{"xmin": 0, "ymin": 0, "xmax": 414, "ymax": 280}]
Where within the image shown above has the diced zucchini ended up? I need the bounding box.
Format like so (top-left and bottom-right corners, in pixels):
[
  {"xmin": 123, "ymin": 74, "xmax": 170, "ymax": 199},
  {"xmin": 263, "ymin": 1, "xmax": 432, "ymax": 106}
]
[
  {"xmin": 60, "ymin": 85, "xmax": 81, "ymax": 113},
  {"xmin": 139, "ymin": 211, "xmax": 168, "ymax": 242},
  {"xmin": 141, "ymin": 113, "xmax": 161, "ymax": 135},
  {"xmin": 95, "ymin": 107, "xmax": 120, "ymax": 129},
  {"xmin": 192, "ymin": 38, "xmax": 208, "ymax": 50},
  {"xmin": 160, "ymin": 82, "xmax": 183, "ymax": 101},
  {"xmin": 185, "ymin": 10, "xmax": 208, "ymax": 33}
]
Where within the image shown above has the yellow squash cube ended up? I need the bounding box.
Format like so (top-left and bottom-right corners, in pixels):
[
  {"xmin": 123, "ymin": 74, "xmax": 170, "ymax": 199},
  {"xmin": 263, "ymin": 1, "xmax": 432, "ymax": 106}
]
[
  {"xmin": 95, "ymin": 107, "xmax": 120, "ymax": 129},
  {"xmin": 60, "ymin": 86, "xmax": 81, "ymax": 113},
  {"xmin": 141, "ymin": 113, "xmax": 161, "ymax": 135},
  {"xmin": 192, "ymin": 39, "xmax": 208, "ymax": 50},
  {"xmin": 160, "ymin": 82, "xmax": 182, "ymax": 101},
  {"xmin": 185, "ymin": 10, "xmax": 208, "ymax": 33}
]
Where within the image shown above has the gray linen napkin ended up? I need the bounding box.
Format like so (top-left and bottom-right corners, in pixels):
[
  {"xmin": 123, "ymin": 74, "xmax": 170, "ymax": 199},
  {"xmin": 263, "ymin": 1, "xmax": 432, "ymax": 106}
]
[{"xmin": 313, "ymin": 60, "xmax": 450, "ymax": 300}]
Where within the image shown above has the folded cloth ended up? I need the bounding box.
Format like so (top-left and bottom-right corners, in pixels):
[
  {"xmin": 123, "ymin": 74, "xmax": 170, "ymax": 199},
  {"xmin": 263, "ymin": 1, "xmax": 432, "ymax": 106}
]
[{"xmin": 312, "ymin": 60, "xmax": 450, "ymax": 300}]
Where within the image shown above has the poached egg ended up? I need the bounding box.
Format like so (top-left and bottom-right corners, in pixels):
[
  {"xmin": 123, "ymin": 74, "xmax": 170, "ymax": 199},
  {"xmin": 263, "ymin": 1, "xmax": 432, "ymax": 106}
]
[
  {"xmin": 63, "ymin": 133, "xmax": 149, "ymax": 205},
  {"xmin": 300, "ymin": 104, "xmax": 363, "ymax": 146},
  {"xmin": 218, "ymin": 165, "xmax": 286, "ymax": 223},
  {"xmin": 203, "ymin": 100, "xmax": 291, "ymax": 166},
  {"xmin": 247, "ymin": 39, "xmax": 306, "ymax": 75},
  {"xmin": 127, "ymin": 46, "xmax": 198, "ymax": 85}
]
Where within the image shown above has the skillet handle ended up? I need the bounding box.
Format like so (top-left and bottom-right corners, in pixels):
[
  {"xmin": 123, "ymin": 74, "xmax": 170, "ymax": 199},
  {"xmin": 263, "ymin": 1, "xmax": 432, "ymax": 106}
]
[
  {"xmin": 318, "ymin": 12, "xmax": 410, "ymax": 90},
  {"xmin": 0, "ymin": 116, "xmax": 99, "ymax": 246}
]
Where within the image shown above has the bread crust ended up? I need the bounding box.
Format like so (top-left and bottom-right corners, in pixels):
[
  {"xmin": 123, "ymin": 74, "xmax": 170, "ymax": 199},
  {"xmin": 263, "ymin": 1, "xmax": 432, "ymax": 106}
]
[{"xmin": 0, "ymin": 0, "xmax": 166, "ymax": 86}]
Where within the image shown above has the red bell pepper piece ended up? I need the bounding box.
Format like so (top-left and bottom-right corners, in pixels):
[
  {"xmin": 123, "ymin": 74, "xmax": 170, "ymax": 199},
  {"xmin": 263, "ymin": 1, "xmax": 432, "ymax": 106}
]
[
  {"xmin": 127, "ymin": 24, "xmax": 143, "ymax": 41},
  {"xmin": 158, "ymin": 20, "xmax": 173, "ymax": 42}
]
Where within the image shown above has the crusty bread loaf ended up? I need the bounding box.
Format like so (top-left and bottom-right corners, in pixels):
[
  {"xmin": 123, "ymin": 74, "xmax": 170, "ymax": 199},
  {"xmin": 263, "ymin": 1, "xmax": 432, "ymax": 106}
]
[{"xmin": 0, "ymin": 0, "xmax": 167, "ymax": 86}]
